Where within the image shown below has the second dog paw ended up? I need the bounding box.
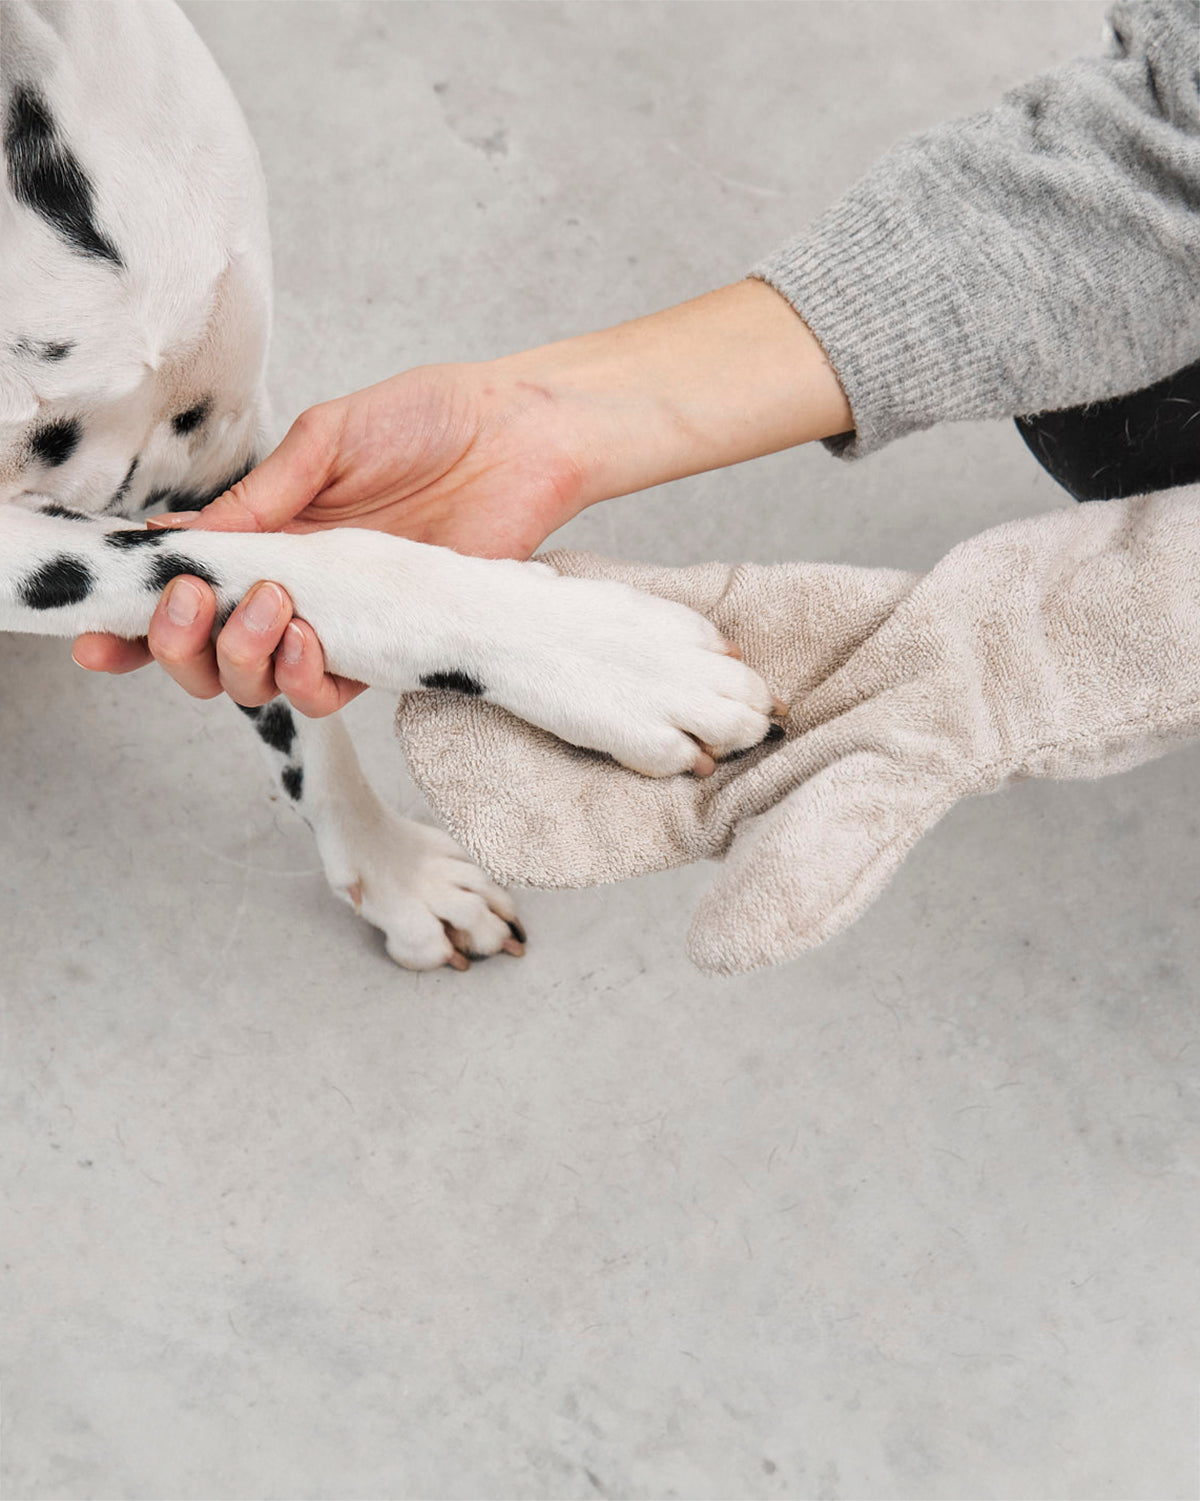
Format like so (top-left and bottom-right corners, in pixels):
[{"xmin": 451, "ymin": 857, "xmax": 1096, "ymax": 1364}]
[{"xmin": 322, "ymin": 813, "xmax": 523, "ymax": 972}]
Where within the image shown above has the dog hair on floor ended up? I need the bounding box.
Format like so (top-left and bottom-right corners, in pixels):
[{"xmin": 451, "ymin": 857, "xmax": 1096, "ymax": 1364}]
[{"xmin": 0, "ymin": 0, "xmax": 776, "ymax": 969}]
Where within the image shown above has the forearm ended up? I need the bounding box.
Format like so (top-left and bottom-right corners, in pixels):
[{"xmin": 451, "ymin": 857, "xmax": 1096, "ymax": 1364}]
[{"xmin": 490, "ymin": 278, "xmax": 853, "ymax": 507}]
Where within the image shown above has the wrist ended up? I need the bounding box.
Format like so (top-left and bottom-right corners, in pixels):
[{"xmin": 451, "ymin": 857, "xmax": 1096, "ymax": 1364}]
[{"xmin": 489, "ymin": 279, "xmax": 853, "ymax": 506}]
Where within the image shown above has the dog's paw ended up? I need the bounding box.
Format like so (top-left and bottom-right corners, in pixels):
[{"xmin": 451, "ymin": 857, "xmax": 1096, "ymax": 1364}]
[
  {"xmin": 319, "ymin": 810, "xmax": 523, "ymax": 971},
  {"xmin": 489, "ymin": 574, "xmax": 783, "ymax": 777}
]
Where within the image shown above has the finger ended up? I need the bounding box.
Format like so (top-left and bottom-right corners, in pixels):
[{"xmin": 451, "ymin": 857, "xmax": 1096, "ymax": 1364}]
[
  {"xmin": 147, "ymin": 577, "xmax": 224, "ymax": 699},
  {"xmin": 72, "ymin": 633, "xmax": 154, "ymax": 674},
  {"xmin": 145, "ymin": 511, "xmax": 200, "ymax": 531},
  {"xmin": 191, "ymin": 405, "xmax": 342, "ymax": 533},
  {"xmin": 215, "ymin": 581, "xmax": 294, "ymax": 706},
  {"xmin": 273, "ymin": 619, "xmax": 366, "ymax": 717}
]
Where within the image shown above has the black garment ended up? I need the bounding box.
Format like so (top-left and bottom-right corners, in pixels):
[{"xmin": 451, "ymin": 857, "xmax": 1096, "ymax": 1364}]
[{"xmin": 1016, "ymin": 358, "xmax": 1200, "ymax": 501}]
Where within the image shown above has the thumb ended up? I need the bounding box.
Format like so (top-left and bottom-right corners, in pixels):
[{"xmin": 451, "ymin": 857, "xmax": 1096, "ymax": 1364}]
[
  {"xmin": 687, "ymin": 749, "xmax": 957, "ymax": 975},
  {"xmin": 198, "ymin": 408, "xmax": 340, "ymax": 533}
]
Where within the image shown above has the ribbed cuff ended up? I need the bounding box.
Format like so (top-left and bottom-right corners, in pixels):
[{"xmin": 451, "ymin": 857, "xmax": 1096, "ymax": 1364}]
[{"xmin": 751, "ymin": 160, "xmax": 998, "ymax": 461}]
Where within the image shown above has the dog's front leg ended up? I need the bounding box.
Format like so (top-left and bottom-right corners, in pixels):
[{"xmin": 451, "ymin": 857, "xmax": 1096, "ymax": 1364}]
[
  {"xmin": 243, "ymin": 707, "xmax": 523, "ymax": 969},
  {"xmin": 0, "ymin": 506, "xmax": 779, "ymax": 771}
]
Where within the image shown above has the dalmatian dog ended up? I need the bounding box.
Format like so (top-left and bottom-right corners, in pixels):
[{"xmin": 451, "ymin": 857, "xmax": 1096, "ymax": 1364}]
[{"xmin": 0, "ymin": 0, "xmax": 778, "ymax": 970}]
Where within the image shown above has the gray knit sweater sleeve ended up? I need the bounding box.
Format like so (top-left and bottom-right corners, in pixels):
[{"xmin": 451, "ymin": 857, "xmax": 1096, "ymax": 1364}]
[{"xmin": 753, "ymin": 0, "xmax": 1200, "ymax": 459}]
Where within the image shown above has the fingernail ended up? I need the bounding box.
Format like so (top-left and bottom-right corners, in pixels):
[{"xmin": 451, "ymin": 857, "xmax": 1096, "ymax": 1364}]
[
  {"xmin": 281, "ymin": 621, "xmax": 304, "ymax": 665},
  {"xmin": 147, "ymin": 511, "xmax": 201, "ymax": 529},
  {"xmin": 165, "ymin": 578, "xmax": 201, "ymax": 626},
  {"xmin": 243, "ymin": 582, "xmax": 284, "ymax": 633}
]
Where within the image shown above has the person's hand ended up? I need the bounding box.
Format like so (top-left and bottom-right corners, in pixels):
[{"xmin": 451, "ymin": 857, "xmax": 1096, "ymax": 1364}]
[
  {"xmin": 71, "ymin": 359, "xmax": 595, "ymax": 710},
  {"xmin": 73, "ymin": 279, "xmax": 852, "ymax": 712}
]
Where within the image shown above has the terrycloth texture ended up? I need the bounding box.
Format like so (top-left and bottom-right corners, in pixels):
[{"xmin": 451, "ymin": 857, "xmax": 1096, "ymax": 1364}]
[
  {"xmin": 398, "ymin": 489, "xmax": 1200, "ymax": 973},
  {"xmin": 753, "ymin": 0, "xmax": 1200, "ymax": 459}
]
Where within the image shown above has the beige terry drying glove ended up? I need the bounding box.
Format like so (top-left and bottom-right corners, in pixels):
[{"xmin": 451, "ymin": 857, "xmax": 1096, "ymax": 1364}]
[{"xmin": 397, "ymin": 490, "xmax": 1200, "ymax": 973}]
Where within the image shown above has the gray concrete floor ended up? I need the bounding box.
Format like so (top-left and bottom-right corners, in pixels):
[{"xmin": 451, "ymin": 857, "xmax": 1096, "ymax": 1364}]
[{"xmin": 4, "ymin": 3, "xmax": 1198, "ymax": 1497}]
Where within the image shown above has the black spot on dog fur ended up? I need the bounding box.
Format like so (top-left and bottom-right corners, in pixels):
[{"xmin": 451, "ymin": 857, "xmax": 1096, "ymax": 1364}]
[
  {"xmin": 420, "ymin": 670, "xmax": 485, "ymax": 696},
  {"xmin": 172, "ymin": 399, "xmax": 211, "ymax": 436},
  {"xmin": 236, "ymin": 703, "xmax": 263, "ymax": 720},
  {"xmin": 106, "ymin": 455, "xmax": 139, "ymax": 510},
  {"xmin": 38, "ymin": 502, "xmax": 90, "ymax": 520},
  {"xmin": 765, "ymin": 722, "xmax": 786, "ymax": 742},
  {"xmin": 165, "ymin": 490, "xmax": 204, "ymax": 513},
  {"xmin": 18, "ymin": 553, "xmax": 94, "ymax": 608},
  {"xmin": 30, "ymin": 417, "xmax": 81, "ymax": 467},
  {"xmin": 13, "ymin": 337, "xmax": 73, "ymax": 361},
  {"xmin": 104, "ymin": 527, "xmax": 166, "ymax": 549},
  {"xmin": 5, "ymin": 85, "xmax": 122, "ymax": 266},
  {"xmin": 254, "ymin": 702, "xmax": 297, "ymax": 756},
  {"xmin": 142, "ymin": 464, "xmax": 255, "ymax": 515},
  {"xmin": 143, "ymin": 553, "xmax": 221, "ymax": 592},
  {"xmin": 281, "ymin": 764, "xmax": 304, "ymax": 801}
]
